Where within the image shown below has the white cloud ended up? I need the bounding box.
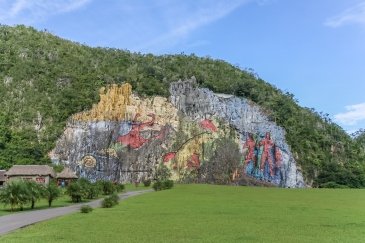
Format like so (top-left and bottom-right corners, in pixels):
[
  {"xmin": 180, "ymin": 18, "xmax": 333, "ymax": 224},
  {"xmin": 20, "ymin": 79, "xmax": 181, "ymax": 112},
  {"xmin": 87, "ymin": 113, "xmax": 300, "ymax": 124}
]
[
  {"xmin": 324, "ymin": 1, "xmax": 365, "ymax": 28},
  {"xmin": 0, "ymin": 0, "xmax": 91, "ymax": 24},
  {"xmin": 133, "ymin": 0, "xmax": 250, "ymax": 52},
  {"xmin": 334, "ymin": 103, "xmax": 365, "ymax": 125}
]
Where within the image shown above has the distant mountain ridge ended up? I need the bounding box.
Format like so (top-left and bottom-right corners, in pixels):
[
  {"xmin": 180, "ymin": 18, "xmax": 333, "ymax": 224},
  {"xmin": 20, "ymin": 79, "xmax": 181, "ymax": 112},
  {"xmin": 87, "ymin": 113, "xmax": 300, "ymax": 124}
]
[{"xmin": 0, "ymin": 25, "xmax": 364, "ymax": 187}]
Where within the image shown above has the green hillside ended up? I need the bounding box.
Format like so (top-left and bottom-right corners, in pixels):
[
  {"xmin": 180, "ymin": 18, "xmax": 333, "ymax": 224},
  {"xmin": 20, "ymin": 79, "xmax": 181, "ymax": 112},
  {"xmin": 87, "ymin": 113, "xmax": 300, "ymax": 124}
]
[{"xmin": 0, "ymin": 25, "xmax": 364, "ymax": 187}]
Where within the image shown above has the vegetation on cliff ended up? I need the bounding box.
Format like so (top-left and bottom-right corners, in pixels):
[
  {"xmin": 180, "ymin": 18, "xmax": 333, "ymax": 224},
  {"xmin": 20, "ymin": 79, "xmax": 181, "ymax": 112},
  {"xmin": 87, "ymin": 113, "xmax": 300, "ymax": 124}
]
[{"xmin": 0, "ymin": 25, "xmax": 364, "ymax": 187}]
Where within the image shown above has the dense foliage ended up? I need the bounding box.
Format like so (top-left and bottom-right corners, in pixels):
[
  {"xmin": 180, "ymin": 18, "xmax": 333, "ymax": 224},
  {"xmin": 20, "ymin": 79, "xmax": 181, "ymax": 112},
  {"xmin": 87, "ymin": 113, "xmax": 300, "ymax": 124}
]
[
  {"xmin": 66, "ymin": 178, "xmax": 124, "ymax": 202},
  {"xmin": 0, "ymin": 25, "xmax": 364, "ymax": 187},
  {"xmin": 101, "ymin": 193, "xmax": 119, "ymax": 208},
  {"xmin": 80, "ymin": 205, "xmax": 93, "ymax": 213},
  {"xmin": 0, "ymin": 179, "xmax": 60, "ymax": 210},
  {"xmin": 201, "ymin": 137, "xmax": 242, "ymax": 185}
]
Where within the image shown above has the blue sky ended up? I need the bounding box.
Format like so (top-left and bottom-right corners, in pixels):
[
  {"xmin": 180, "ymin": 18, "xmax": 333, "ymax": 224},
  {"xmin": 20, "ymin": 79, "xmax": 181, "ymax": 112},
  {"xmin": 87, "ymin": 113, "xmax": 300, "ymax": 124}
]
[{"xmin": 1, "ymin": 0, "xmax": 365, "ymax": 133}]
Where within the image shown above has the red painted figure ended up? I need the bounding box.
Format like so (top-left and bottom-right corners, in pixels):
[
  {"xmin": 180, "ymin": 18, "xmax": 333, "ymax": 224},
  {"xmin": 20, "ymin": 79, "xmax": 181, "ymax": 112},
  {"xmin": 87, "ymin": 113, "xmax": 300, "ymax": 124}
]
[
  {"xmin": 274, "ymin": 146, "xmax": 282, "ymax": 168},
  {"xmin": 187, "ymin": 153, "xmax": 200, "ymax": 169},
  {"xmin": 163, "ymin": 152, "xmax": 176, "ymax": 163},
  {"xmin": 117, "ymin": 113, "xmax": 163, "ymax": 149},
  {"xmin": 243, "ymin": 133, "xmax": 256, "ymax": 165},
  {"xmin": 200, "ymin": 119, "xmax": 217, "ymax": 132},
  {"xmin": 260, "ymin": 132, "xmax": 274, "ymax": 176}
]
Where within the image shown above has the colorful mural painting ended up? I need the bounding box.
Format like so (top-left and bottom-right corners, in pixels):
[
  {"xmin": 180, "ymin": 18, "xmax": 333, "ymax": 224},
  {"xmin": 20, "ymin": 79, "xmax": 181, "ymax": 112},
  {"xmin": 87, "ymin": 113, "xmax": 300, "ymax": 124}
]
[
  {"xmin": 116, "ymin": 113, "xmax": 165, "ymax": 149},
  {"xmin": 243, "ymin": 132, "xmax": 282, "ymax": 180},
  {"xmin": 51, "ymin": 78, "xmax": 305, "ymax": 188}
]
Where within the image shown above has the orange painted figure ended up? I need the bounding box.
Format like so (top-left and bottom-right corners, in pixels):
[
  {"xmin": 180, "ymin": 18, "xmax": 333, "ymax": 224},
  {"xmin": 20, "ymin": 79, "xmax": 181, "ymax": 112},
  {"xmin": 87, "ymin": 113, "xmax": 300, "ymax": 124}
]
[
  {"xmin": 260, "ymin": 132, "xmax": 275, "ymax": 176},
  {"xmin": 243, "ymin": 133, "xmax": 256, "ymax": 165},
  {"xmin": 117, "ymin": 113, "xmax": 163, "ymax": 149}
]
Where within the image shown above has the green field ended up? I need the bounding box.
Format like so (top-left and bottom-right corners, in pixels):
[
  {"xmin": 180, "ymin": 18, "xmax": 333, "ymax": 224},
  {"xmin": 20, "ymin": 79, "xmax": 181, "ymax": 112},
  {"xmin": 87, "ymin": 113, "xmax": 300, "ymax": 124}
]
[{"xmin": 1, "ymin": 184, "xmax": 365, "ymax": 243}]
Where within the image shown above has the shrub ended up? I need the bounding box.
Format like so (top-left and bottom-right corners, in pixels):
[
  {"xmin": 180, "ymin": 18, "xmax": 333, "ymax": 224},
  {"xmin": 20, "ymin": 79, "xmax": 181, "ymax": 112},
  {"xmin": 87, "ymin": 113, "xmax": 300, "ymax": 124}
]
[
  {"xmin": 101, "ymin": 198, "xmax": 114, "ymax": 208},
  {"xmin": 152, "ymin": 180, "xmax": 174, "ymax": 191},
  {"xmin": 101, "ymin": 193, "xmax": 119, "ymax": 208},
  {"xmin": 80, "ymin": 205, "xmax": 93, "ymax": 213},
  {"xmin": 319, "ymin": 181, "xmax": 349, "ymax": 189},
  {"xmin": 143, "ymin": 179, "xmax": 151, "ymax": 187},
  {"xmin": 85, "ymin": 183, "xmax": 102, "ymax": 199},
  {"xmin": 101, "ymin": 197, "xmax": 114, "ymax": 208},
  {"xmin": 109, "ymin": 193, "xmax": 119, "ymax": 205},
  {"xmin": 152, "ymin": 181, "xmax": 162, "ymax": 191},
  {"xmin": 66, "ymin": 178, "xmax": 102, "ymax": 201},
  {"xmin": 67, "ymin": 182, "xmax": 83, "ymax": 203},
  {"xmin": 163, "ymin": 180, "xmax": 174, "ymax": 189},
  {"xmin": 98, "ymin": 180, "xmax": 116, "ymax": 195},
  {"xmin": 115, "ymin": 183, "xmax": 125, "ymax": 192}
]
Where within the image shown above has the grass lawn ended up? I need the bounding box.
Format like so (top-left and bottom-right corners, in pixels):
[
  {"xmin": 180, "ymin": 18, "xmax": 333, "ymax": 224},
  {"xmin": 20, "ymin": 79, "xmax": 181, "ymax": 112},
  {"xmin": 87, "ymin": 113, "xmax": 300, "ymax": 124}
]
[
  {"xmin": 1, "ymin": 184, "xmax": 365, "ymax": 243},
  {"xmin": 124, "ymin": 183, "xmax": 151, "ymax": 192}
]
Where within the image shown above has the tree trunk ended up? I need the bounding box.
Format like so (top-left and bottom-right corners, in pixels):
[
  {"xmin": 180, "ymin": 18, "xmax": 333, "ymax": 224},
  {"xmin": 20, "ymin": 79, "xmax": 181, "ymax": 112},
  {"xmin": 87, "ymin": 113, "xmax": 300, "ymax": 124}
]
[
  {"xmin": 48, "ymin": 199, "xmax": 52, "ymax": 207},
  {"xmin": 31, "ymin": 199, "xmax": 35, "ymax": 209}
]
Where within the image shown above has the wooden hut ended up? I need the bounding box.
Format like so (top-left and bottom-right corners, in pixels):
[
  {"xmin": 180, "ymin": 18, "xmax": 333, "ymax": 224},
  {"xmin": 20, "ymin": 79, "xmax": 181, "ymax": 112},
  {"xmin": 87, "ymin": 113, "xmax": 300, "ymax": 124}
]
[
  {"xmin": 5, "ymin": 165, "xmax": 56, "ymax": 185},
  {"xmin": 56, "ymin": 167, "xmax": 78, "ymax": 187}
]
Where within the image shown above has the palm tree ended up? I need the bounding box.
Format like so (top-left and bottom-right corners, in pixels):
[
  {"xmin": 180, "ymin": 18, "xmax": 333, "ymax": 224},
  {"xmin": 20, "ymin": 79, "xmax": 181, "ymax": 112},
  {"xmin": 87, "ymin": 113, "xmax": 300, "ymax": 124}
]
[
  {"xmin": 0, "ymin": 180, "xmax": 30, "ymax": 211},
  {"xmin": 44, "ymin": 182, "xmax": 61, "ymax": 207},
  {"xmin": 25, "ymin": 180, "xmax": 45, "ymax": 209}
]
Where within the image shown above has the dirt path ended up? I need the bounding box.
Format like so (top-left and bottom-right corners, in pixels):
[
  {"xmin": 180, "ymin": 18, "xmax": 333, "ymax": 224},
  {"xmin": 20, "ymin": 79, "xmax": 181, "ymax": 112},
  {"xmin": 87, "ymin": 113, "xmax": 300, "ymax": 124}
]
[{"xmin": 0, "ymin": 189, "xmax": 152, "ymax": 235}]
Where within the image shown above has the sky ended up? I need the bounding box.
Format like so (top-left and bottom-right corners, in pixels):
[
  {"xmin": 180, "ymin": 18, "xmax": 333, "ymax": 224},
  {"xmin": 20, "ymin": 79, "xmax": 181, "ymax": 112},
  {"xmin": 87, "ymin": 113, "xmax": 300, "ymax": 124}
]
[{"xmin": 1, "ymin": 0, "xmax": 365, "ymax": 133}]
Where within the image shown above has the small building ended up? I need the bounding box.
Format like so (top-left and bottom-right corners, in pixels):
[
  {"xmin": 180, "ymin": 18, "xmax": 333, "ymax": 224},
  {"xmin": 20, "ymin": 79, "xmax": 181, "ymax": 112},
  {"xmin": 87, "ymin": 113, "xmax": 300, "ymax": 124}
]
[
  {"xmin": 0, "ymin": 170, "xmax": 6, "ymax": 186},
  {"xmin": 5, "ymin": 165, "xmax": 56, "ymax": 185},
  {"xmin": 56, "ymin": 167, "xmax": 78, "ymax": 187}
]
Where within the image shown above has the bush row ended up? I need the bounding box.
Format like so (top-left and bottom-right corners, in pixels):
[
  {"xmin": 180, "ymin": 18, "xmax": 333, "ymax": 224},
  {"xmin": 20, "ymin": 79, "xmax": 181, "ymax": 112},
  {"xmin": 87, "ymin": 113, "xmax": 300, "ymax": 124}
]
[
  {"xmin": 0, "ymin": 180, "xmax": 61, "ymax": 211},
  {"xmin": 67, "ymin": 179, "xmax": 124, "ymax": 203}
]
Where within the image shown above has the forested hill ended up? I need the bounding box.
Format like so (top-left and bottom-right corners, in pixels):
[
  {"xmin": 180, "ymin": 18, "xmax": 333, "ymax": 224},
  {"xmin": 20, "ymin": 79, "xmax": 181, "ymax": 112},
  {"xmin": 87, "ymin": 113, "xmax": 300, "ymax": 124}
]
[{"xmin": 1, "ymin": 25, "xmax": 364, "ymax": 187}]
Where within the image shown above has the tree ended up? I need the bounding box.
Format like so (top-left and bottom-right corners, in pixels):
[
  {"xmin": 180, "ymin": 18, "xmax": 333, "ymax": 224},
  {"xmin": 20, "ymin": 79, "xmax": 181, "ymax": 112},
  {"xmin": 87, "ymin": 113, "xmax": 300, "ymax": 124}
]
[
  {"xmin": 202, "ymin": 137, "xmax": 242, "ymax": 185},
  {"xmin": 67, "ymin": 182, "xmax": 82, "ymax": 202},
  {"xmin": 97, "ymin": 180, "xmax": 116, "ymax": 195},
  {"xmin": 44, "ymin": 182, "xmax": 61, "ymax": 207},
  {"xmin": 0, "ymin": 180, "xmax": 30, "ymax": 211},
  {"xmin": 78, "ymin": 178, "xmax": 101, "ymax": 199},
  {"xmin": 154, "ymin": 164, "xmax": 171, "ymax": 181},
  {"xmin": 25, "ymin": 180, "xmax": 45, "ymax": 209}
]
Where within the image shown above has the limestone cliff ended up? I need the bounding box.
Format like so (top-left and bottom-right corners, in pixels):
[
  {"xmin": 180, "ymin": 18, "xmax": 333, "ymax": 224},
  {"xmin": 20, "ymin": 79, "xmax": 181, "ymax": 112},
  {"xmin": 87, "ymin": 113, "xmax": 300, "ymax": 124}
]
[
  {"xmin": 170, "ymin": 78, "xmax": 304, "ymax": 187},
  {"xmin": 51, "ymin": 78, "xmax": 305, "ymax": 187}
]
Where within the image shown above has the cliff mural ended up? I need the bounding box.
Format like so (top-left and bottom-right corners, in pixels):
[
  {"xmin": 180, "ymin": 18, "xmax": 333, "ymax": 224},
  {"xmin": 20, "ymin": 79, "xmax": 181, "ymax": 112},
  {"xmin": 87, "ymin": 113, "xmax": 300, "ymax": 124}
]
[{"xmin": 51, "ymin": 78, "xmax": 305, "ymax": 187}]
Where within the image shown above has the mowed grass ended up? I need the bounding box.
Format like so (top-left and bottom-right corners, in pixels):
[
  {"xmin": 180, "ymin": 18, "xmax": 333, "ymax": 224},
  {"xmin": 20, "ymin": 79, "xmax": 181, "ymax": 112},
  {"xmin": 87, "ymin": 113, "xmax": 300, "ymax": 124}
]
[{"xmin": 1, "ymin": 184, "xmax": 365, "ymax": 243}]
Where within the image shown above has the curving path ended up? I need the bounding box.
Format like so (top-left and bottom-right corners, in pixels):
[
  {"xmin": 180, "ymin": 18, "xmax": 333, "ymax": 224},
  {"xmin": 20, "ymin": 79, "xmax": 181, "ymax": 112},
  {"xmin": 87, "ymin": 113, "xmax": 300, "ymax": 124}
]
[{"xmin": 0, "ymin": 189, "xmax": 152, "ymax": 235}]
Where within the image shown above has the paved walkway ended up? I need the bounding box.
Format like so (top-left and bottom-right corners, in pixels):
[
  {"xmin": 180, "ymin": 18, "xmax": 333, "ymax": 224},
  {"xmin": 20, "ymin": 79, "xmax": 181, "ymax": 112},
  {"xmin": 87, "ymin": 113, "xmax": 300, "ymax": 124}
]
[{"xmin": 0, "ymin": 189, "xmax": 152, "ymax": 235}]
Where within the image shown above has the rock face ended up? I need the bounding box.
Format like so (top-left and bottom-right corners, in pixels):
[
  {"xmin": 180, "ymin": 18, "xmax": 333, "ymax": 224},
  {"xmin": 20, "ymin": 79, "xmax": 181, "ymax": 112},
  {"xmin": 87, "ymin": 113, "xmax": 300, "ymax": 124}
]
[
  {"xmin": 51, "ymin": 78, "xmax": 305, "ymax": 187},
  {"xmin": 170, "ymin": 78, "xmax": 304, "ymax": 188}
]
